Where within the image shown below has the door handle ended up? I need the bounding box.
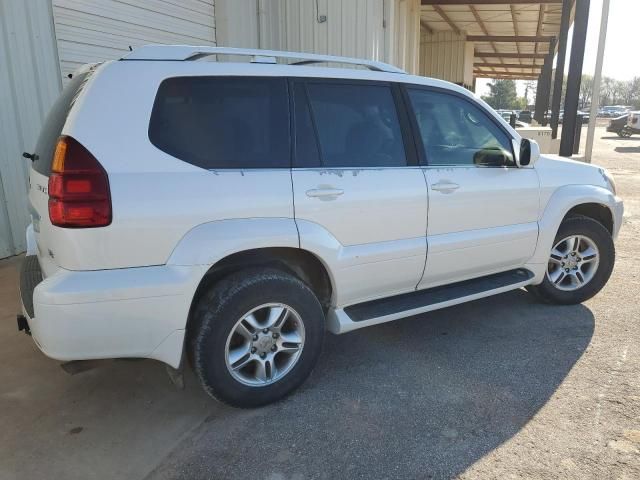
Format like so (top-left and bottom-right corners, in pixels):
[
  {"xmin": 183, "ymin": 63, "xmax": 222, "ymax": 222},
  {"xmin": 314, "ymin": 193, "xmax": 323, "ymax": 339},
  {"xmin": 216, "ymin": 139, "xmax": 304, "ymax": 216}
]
[
  {"xmin": 431, "ymin": 181, "xmax": 460, "ymax": 193},
  {"xmin": 306, "ymin": 188, "xmax": 344, "ymax": 198}
]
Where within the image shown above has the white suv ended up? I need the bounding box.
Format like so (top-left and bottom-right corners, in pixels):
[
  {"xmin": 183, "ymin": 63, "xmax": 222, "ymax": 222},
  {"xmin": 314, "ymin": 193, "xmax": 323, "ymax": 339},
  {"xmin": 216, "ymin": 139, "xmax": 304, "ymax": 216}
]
[{"xmin": 19, "ymin": 46, "xmax": 623, "ymax": 407}]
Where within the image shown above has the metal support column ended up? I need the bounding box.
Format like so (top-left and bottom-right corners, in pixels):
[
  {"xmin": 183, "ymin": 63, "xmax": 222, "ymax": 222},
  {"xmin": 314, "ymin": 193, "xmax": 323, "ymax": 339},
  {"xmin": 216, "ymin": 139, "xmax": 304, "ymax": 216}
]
[
  {"xmin": 537, "ymin": 38, "xmax": 556, "ymax": 126},
  {"xmin": 585, "ymin": 0, "xmax": 610, "ymax": 163},
  {"xmin": 551, "ymin": 0, "xmax": 573, "ymax": 139},
  {"xmin": 560, "ymin": 0, "xmax": 590, "ymax": 157},
  {"xmin": 534, "ymin": 73, "xmax": 544, "ymax": 124}
]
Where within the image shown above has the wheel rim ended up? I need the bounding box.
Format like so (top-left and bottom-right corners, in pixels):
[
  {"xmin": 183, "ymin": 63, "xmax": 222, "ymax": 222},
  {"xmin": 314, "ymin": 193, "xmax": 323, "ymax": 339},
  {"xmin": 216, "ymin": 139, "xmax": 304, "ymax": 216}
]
[
  {"xmin": 224, "ymin": 303, "xmax": 305, "ymax": 387},
  {"xmin": 546, "ymin": 235, "xmax": 600, "ymax": 292}
]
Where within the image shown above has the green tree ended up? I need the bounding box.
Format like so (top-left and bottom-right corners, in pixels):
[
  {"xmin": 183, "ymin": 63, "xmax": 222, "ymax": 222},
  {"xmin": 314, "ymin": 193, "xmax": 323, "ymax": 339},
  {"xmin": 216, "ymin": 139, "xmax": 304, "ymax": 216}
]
[
  {"xmin": 523, "ymin": 80, "xmax": 537, "ymax": 107},
  {"xmin": 482, "ymin": 79, "xmax": 519, "ymax": 109},
  {"xmin": 579, "ymin": 74, "xmax": 593, "ymax": 108}
]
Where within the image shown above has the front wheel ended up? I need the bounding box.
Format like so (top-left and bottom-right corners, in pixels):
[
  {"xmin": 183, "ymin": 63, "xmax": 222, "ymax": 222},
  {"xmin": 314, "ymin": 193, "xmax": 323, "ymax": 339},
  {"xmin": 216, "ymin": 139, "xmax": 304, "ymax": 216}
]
[
  {"xmin": 527, "ymin": 216, "xmax": 615, "ymax": 305},
  {"xmin": 189, "ymin": 268, "xmax": 325, "ymax": 408}
]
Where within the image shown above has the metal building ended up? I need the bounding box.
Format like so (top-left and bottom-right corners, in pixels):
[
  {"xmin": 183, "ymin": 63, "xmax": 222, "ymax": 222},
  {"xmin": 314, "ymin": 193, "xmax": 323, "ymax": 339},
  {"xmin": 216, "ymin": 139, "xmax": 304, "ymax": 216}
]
[{"xmin": 0, "ymin": 0, "xmax": 585, "ymax": 259}]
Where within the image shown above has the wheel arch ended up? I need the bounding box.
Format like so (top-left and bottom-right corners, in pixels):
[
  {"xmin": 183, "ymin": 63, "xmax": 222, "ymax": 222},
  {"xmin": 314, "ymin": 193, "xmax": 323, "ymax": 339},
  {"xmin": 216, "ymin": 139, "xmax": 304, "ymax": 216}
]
[
  {"xmin": 527, "ymin": 184, "xmax": 620, "ymax": 278},
  {"xmin": 564, "ymin": 203, "xmax": 613, "ymax": 234},
  {"xmin": 185, "ymin": 247, "xmax": 335, "ymax": 344}
]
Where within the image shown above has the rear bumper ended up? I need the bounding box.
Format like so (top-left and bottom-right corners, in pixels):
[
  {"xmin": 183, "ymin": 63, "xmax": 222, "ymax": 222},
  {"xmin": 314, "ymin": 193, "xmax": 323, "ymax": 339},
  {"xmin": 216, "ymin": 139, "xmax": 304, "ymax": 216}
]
[{"xmin": 19, "ymin": 256, "xmax": 207, "ymax": 368}]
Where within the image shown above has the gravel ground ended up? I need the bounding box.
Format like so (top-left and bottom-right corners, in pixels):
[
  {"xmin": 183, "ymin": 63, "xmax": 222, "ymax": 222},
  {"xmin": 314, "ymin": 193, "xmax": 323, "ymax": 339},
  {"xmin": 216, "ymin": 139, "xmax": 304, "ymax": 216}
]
[
  {"xmin": 1, "ymin": 126, "xmax": 638, "ymax": 480},
  {"xmin": 146, "ymin": 126, "xmax": 640, "ymax": 480}
]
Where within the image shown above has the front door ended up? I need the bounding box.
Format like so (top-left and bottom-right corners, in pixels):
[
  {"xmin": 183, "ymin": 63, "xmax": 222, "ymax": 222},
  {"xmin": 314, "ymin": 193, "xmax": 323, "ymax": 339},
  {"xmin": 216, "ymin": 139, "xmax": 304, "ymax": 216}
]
[
  {"xmin": 404, "ymin": 87, "xmax": 540, "ymax": 289},
  {"xmin": 291, "ymin": 79, "xmax": 428, "ymax": 306}
]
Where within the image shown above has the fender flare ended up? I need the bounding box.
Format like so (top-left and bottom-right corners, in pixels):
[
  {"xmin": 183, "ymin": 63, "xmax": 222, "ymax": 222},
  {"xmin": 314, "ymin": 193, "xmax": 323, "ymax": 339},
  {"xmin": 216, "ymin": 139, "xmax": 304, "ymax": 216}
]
[
  {"xmin": 166, "ymin": 217, "xmax": 342, "ymax": 305},
  {"xmin": 167, "ymin": 218, "xmax": 301, "ymax": 266},
  {"xmin": 529, "ymin": 184, "xmax": 619, "ymax": 271}
]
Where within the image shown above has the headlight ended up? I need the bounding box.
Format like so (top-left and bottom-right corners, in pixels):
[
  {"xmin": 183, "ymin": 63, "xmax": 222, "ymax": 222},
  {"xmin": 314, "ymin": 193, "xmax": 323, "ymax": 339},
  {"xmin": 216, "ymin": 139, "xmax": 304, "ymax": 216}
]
[{"xmin": 601, "ymin": 169, "xmax": 617, "ymax": 195}]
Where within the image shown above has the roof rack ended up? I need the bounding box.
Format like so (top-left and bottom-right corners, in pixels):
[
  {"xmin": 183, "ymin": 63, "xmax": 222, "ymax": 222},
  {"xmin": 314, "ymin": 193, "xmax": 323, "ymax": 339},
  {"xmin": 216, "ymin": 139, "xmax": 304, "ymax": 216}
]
[{"xmin": 121, "ymin": 45, "xmax": 406, "ymax": 74}]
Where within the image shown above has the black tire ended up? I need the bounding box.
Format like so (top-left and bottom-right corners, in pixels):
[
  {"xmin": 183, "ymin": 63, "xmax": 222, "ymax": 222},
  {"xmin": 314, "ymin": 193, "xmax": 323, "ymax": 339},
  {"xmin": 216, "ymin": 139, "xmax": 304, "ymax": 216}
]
[
  {"xmin": 189, "ymin": 268, "xmax": 325, "ymax": 408},
  {"xmin": 527, "ymin": 215, "xmax": 615, "ymax": 305}
]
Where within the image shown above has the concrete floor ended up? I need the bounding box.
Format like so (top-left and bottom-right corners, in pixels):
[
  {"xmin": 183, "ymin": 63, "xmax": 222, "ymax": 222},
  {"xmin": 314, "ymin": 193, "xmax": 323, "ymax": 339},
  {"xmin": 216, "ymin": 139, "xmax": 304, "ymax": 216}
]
[{"xmin": 1, "ymin": 126, "xmax": 639, "ymax": 479}]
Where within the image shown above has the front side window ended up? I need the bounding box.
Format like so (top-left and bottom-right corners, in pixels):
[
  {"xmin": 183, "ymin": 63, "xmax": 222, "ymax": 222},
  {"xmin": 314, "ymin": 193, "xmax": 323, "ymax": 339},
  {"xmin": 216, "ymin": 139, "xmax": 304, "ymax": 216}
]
[
  {"xmin": 407, "ymin": 89, "xmax": 514, "ymax": 167},
  {"xmin": 149, "ymin": 77, "xmax": 289, "ymax": 169},
  {"xmin": 301, "ymin": 82, "xmax": 407, "ymax": 168}
]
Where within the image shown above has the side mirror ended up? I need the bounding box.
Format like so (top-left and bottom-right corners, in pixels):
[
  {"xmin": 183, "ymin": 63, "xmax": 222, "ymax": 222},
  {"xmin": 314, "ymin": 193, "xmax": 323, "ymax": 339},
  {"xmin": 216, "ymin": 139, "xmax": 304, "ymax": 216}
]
[
  {"xmin": 473, "ymin": 148, "xmax": 510, "ymax": 167},
  {"xmin": 514, "ymin": 138, "xmax": 540, "ymax": 167}
]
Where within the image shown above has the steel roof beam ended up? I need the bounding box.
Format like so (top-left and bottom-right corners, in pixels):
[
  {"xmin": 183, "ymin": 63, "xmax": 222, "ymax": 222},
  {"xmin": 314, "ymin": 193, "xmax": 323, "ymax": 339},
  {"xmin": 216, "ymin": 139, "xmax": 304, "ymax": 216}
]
[
  {"xmin": 422, "ymin": 1, "xmax": 561, "ymax": 5},
  {"xmin": 467, "ymin": 35, "xmax": 554, "ymax": 42},
  {"xmin": 474, "ymin": 52, "xmax": 547, "ymax": 58}
]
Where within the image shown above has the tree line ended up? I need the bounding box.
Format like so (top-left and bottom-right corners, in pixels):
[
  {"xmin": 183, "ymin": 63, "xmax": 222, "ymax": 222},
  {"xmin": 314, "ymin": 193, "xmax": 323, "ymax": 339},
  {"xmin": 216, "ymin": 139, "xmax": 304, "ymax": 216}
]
[
  {"xmin": 481, "ymin": 75, "xmax": 640, "ymax": 111},
  {"xmin": 579, "ymin": 75, "xmax": 640, "ymax": 109}
]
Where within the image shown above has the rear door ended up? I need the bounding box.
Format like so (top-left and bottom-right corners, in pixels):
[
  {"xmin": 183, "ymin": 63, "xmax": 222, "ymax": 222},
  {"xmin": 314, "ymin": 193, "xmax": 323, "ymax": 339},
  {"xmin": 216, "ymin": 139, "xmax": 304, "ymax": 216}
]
[
  {"xmin": 404, "ymin": 86, "xmax": 540, "ymax": 289},
  {"xmin": 291, "ymin": 78, "xmax": 428, "ymax": 306}
]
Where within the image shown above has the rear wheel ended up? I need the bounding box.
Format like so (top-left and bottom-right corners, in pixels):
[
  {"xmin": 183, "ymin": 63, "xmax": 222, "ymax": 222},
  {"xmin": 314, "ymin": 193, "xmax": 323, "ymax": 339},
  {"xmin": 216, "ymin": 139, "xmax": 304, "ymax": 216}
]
[
  {"xmin": 189, "ymin": 268, "xmax": 324, "ymax": 408},
  {"xmin": 527, "ymin": 216, "xmax": 615, "ymax": 304}
]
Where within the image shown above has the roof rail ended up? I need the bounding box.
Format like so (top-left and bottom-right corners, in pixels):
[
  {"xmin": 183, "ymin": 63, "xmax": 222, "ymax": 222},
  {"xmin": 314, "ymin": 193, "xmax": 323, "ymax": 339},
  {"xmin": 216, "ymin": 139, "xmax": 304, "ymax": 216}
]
[{"xmin": 121, "ymin": 45, "xmax": 406, "ymax": 74}]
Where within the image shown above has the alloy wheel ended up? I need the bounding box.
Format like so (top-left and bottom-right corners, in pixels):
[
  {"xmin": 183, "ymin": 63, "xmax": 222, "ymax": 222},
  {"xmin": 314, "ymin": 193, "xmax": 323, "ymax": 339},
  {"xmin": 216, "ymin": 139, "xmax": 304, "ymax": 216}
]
[
  {"xmin": 224, "ymin": 303, "xmax": 305, "ymax": 387},
  {"xmin": 546, "ymin": 235, "xmax": 600, "ymax": 291}
]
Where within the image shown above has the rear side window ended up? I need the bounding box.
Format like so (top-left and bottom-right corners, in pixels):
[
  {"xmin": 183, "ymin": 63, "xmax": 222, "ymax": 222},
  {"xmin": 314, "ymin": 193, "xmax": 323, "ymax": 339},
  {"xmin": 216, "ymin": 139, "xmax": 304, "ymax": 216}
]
[
  {"xmin": 300, "ymin": 82, "xmax": 407, "ymax": 168},
  {"xmin": 149, "ymin": 77, "xmax": 290, "ymax": 169},
  {"xmin": 33, "ymin": 71, "xmax": 91, "ymax": 176}
]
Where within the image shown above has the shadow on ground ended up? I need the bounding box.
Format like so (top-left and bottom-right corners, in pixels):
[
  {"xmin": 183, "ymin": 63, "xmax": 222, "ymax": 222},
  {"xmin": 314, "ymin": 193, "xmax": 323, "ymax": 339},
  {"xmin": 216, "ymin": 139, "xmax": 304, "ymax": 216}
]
[
  {"xmin": 147, "ymin": 290, "xmax": 594, "ymax": 480},
  {"xmin": 600, "ymin": 135, "xmax": 639, "ymax": 141},
  {"xmin": 614, "ymin": 146, "xmax": 640, "ymax": 154}
]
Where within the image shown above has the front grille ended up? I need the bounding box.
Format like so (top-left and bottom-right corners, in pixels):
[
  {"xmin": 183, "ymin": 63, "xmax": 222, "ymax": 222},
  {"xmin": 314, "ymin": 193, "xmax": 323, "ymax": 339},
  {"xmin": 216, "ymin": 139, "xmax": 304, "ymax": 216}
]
[{"xmin": 20, "ymin": 256, "xmax": 42, "ymax": 318}]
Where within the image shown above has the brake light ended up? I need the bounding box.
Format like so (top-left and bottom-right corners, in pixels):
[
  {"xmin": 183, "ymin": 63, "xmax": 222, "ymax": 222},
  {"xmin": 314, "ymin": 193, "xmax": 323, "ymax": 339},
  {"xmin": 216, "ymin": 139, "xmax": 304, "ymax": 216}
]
[{"xmin": 48, "ymin": 136, "xmax": 111, "ymax": 228}]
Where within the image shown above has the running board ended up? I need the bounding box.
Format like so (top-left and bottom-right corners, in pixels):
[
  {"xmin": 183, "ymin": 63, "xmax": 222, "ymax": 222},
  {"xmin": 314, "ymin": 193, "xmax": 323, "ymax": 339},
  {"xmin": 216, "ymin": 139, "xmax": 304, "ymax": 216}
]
[{"xmin": 327, "ymin": 268, "xmax": 534, "ymax": 334}]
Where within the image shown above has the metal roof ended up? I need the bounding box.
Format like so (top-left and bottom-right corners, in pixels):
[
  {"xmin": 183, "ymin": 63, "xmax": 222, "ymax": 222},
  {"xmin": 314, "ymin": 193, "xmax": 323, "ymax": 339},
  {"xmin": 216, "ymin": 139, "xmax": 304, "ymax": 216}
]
[{"xmin": 420, "ymin": 0, "xmax": 571, "ymax": 79}]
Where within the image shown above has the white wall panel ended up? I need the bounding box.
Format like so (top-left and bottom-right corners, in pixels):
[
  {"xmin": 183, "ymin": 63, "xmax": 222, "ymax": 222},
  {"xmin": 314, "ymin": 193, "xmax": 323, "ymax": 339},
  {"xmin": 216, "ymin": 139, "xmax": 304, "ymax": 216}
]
[
  {"xmin": 420, "ymin": 30, "xmax": 474, "ymax": 88},
  {"xmin": 388, "ymin": 0, "xmax": 420, "ymax": 74},
  {"xmin": 0, "ymin": 0, "xmax": 62, "ymax": 257},
  {"xmin": 258, "ymin": 0, "xmax": 387, "ymax": 66},
  {"xmin": 216, "ymin": 0, "xmax": 259, "ymax": 48},
  {"xmin": 53, "ymin": 0, "xmax": 216, "ymax": 81},
  {"xmin": 215, "ymin": 0, "xmax": 419, "ymax": 74}
]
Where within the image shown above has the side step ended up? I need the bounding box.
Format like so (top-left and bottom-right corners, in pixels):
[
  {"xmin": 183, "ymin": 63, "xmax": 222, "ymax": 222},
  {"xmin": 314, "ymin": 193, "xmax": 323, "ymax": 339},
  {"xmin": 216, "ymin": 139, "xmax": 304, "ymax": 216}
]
[{"xmin": 327, "ymin": 268, "xmax": 534, "ymax": 334}]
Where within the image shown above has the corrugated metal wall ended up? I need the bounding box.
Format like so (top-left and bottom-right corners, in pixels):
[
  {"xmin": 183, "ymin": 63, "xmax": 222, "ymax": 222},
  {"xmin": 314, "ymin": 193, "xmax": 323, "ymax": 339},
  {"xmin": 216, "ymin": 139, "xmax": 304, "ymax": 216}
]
[
  {"xmin": 258, "ymin": 0, "xmax": 387, "ymax": 63},
  {"xmin": 387, "ymin": 0, "xmax": 420, "ymax": 74},
  {"xmin": 0, "ymin": 0, "xmax": 62, "ymax": 258},
  {"xmin": 419, "ymin": 31, "xmax": 474, "ymax": 87},
  {"xmin": 52, "ymin": 0, "xmax": 216, "ymax": 82},
  {"xmin": 215, "ymin": 0, "xmax": 419, "ymax": 74},
  {"xmin": 216, "ymin": 0, "xmax": 259, "ymax": 49}
]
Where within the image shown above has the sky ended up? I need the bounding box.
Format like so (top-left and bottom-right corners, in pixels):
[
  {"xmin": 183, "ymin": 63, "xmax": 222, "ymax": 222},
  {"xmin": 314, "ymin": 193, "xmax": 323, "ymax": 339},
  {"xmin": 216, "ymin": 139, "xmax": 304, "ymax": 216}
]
[{"xmin": 475, "ymin": 0, "xmax": 640, "ymax": 98}]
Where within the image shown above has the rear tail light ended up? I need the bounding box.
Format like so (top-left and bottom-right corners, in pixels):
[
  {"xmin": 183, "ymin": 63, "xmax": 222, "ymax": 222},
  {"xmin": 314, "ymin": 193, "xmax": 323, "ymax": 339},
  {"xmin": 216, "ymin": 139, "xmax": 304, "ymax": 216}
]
[{"xmin": 48, "ymin": 136, "xmax": 112, "ymax": 228}]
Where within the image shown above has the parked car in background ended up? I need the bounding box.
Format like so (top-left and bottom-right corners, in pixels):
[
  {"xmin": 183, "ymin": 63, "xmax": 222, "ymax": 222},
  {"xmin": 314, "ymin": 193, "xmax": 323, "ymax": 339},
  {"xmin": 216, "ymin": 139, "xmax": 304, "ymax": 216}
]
[
  {"xmin": 18, "ymin": 46, "xmax": 624, "ymax": 408},
  {"xmin": 606, "ymin": 114, "xmax": 631, "ymax": 137},
  {"xmin": 600, "ymin": 106, "xmax": 630, "ymax": 118},
  {"xmin": 518, "ymin": 110, "xmax": 532, "ymax": 123},
  {"xmin": 623, "ymin": 111, "xmax": 640, "ymax": 136},
  {"xmin": 577, "ymin": 110, "xmax": 591, "ymax": 124}
]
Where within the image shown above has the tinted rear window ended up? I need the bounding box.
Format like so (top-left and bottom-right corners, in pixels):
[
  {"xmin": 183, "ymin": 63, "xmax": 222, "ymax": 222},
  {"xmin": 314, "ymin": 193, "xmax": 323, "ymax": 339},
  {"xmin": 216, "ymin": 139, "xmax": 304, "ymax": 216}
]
[
  {"xmin": 149, "ymin": 77, "xmax": 290, "ymax": 169},
  {"xmin": 304, "ymin": 82, "xmax": 407, "ymax": 168},
  {"xmin": 33, "ymin": 71, "xmax": 91, "ymax": 176}
]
